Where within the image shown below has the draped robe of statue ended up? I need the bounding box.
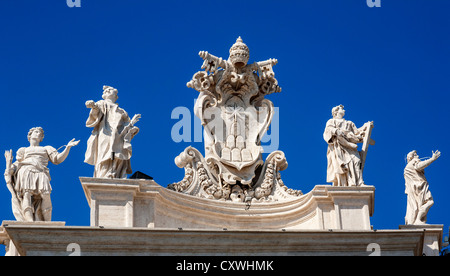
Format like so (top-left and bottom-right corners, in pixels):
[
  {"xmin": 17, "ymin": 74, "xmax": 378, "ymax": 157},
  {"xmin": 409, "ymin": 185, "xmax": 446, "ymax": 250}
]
[
  {"xmin": 323, "ymin": 118, "xmax": 364, "ymax": 187},
  {"xmin": 85, "ymin": 100, "xmax": 138, "ymax": 179},
  {"xmin": 14, "ymin": 146, "xmax": 60, "ymax": 195},
  {"xmin": 404, "ymin": 159, "xmax": 434, "ymax": 225},
  {"xmin": 9, "ymin": 146, "xmax": 60, "ymax": 221}
]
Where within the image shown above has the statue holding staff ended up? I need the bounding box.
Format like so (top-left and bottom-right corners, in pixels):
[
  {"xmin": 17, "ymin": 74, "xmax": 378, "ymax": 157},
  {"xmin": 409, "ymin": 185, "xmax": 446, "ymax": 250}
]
[{"xmin": 4, "ymin": 127, "xmax": 79, "ymax": 222}]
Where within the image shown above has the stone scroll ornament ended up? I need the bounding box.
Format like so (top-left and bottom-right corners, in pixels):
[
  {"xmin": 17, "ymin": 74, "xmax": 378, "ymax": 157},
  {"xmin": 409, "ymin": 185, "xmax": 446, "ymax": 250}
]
[{"xmin": 168, "ymin": 37, "xmax": 302, "ymax": 202}]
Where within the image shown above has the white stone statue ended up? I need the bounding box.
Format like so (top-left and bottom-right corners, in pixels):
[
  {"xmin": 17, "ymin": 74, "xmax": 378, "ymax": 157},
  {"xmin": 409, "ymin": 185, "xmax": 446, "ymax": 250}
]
[
  {"xmin": 169, "ymin": 37, "xmax": 302, "ymax": 202},
  {"xmin": 323, "ymin": 105, "xmax": 374, "ymax": 187},
  {"xmin": 85, "ymin": 86, "xmax": 141, "ymax": 179},
  {"xmin": 404, "ymin": 150, "xmax": 441, "ymax": 225},
  {"xmin": 4, "ymin": 127, "xmax": 79, "ymax": 222}
]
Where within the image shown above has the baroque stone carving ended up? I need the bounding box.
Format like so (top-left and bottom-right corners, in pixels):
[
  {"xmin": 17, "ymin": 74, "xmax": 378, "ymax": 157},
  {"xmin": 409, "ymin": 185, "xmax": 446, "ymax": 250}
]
[
  {"xmin": 323, "ymin": 104, "xmax": 375, "ymax": 187},
  {"xmin": 404, "ymin": 150, "xmax": 441, "ymax": 225},
  {"xmin": 3, "ymin": 127, "xmax": 79, "ymax": 222},
  {"xmin": 168, "ymin": 37, "xmax": 301, "ymax": 202},
  {"xmin": 84, "ymin": 86, "xmax": 141, "ymax": 179}
]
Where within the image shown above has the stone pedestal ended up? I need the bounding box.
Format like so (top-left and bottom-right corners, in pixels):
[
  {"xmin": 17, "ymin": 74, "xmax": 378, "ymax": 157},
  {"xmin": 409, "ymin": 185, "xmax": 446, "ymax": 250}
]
[
  {"xmin": 0, "ymin": 221, "xmax": 65, "ymax": 256},
  {"xmin": 399, "ymin": 224, "xmax": 443, "ymax": 256},
  {"xmin": 0, "ymin": 178, "xmax": 442, "ymax": 256},
  {"xmin": 0, "ymin": 224, "xmax": 434, "ymax": 256},
  {"xmin": 80, "ymin": 177, "xmax": 375, "ymax": 231}
]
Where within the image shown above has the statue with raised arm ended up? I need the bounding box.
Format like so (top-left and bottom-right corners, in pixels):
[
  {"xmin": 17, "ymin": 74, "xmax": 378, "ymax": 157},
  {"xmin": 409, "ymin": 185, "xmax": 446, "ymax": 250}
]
[
  {"xmin": 323, "ymin": 105, "xmax": 374, "ymax": 187},
  {"xmin": 4, "ymin": 127, "xmax": 79, "ymax": 222},
  {"xmin": 85, "ymin": 85, "xmax": 141, "ymax": 179},
  {"xmin": 404, "ymin": 150, "xmax": 441, "ymax": 225}
]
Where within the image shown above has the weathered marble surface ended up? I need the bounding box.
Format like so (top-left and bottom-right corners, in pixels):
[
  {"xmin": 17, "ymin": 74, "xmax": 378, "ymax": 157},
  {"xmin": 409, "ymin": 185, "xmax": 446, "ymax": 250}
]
[
  {"xmin": 85, "ymin": 85, "xmax": 141, "ymax": 179},
  {"xmin": 404, "ymin": 150, "xmax": 441, "ymax": 225},
  {"xmin": 4, "ymin": 127, "xmax": 79, "ymax": 222},
  {"xmin": 0, "ymin": 220, "xmax": 442, "ymax": 256},
  {"xmin": 80, "ymin": 177, "xmax": 375, "ymax": 231},
  {"xmin": 170, "ymin": 37, "xmax": 299, "ymax": 203},
  {"xmin": 323, "ymin": 105, "xmax": 374, "ymax": 187}
]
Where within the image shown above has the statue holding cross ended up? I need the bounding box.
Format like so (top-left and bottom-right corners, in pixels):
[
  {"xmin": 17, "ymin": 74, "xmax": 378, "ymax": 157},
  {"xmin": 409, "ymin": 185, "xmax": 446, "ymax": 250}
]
[{"xmin": 323, "ymin": 105, "xmax": 375, "ymax": 187}]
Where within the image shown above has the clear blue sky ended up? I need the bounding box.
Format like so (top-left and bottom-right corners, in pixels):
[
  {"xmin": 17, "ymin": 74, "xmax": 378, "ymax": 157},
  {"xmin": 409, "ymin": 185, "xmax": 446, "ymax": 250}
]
[{"xmin": 1, "ymin": 0, "xmax": 449, "ymax": 254}]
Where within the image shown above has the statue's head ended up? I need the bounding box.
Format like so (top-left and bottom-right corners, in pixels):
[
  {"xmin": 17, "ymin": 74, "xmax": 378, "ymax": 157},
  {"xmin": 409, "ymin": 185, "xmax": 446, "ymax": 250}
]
[
  {"xmin": 407, "ymin": 150, "xmax": 418, "ymax": 163},
  {"xmin": 102, "ymin": 85, "xmax": 119, "ymax": 102},
  {"xmin": 332, "ymin": 104, "xmax": 345, "ymax": 118},
  {"xmin": 28, "ymin": 127, "xmax": 44, "ymax": 143},
  {"xmin": 229, "ymin": 37, "xmax": 250, "ymax": 68}
]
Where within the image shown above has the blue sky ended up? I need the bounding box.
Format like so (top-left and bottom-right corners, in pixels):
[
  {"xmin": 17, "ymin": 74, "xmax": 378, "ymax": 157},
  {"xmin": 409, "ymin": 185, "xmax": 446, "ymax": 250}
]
[{"xmin": 1, "ymin": 0, "xmax": 449, "ymax": 254}]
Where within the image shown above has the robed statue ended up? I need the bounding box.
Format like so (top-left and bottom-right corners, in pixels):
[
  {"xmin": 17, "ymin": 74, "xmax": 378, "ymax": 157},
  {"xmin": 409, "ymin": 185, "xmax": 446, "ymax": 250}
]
[
  {"xmin": 404, "ymin": 150, "xmax": 441, "ymax": 225},
  {"xmin": 85, "ymin": 85, "xmax": 141, "ymax": 179},
  {"xmin": 323, "ymin": 105, "xmax": 374, "ymax": 187}
]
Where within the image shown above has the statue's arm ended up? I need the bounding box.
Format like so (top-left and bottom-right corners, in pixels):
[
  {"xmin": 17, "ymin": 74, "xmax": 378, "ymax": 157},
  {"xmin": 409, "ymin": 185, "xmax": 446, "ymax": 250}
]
[
  {"xmin": 119, "ymin": 114, "xmax": 141, "ymax": 137},
  {"xmin": 48, "ymin": 139, "xmax": 80, "ymax": 165},
  {"xmin": 85, "ymin": 100, "xmax": 103, "ymax": 128},
  {"xmin": 415, "ymin": 150, "xmax": 441, "ymax": 171},
  {"xmin": 345, "ymin": 121, "xmax": 364, "ymax": 143},
  {"xmin": 323, "ymin": 120, "xmax": 339, "ymax": 143}
]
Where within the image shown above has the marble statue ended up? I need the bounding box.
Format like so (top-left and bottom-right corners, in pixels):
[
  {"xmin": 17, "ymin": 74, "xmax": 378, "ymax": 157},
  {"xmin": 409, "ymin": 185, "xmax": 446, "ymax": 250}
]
[
  {"xmin": 4, "ymin": 127, "xmax": 79, "ymax": 222},
  {"xmin": 169, "ymin": 37, "xmax": 302, "ymax": 202},
  {"xmin": 85, "ymin": 85, "xmax": 141, "ymax": 179},
  {"xmin": 323, "ymin": 105, "xmax": 374, "ymax": 187},
  {"xmin": 404, "ymin": 150, "xmax": 441, "ymax": 225}
]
